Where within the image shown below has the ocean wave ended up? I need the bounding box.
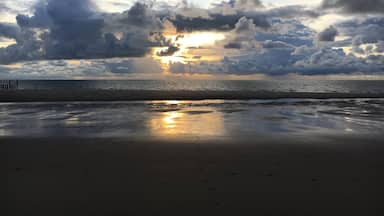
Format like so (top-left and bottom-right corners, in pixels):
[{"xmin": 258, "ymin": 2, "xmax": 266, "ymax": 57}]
[{"xmin": 1, "ymin": 90, "xmax": 384, "ymax": 102}]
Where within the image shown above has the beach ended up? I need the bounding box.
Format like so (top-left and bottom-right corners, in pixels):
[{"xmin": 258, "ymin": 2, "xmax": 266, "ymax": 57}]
[
  {"xmin": 2, "ymin": 81, "xmax": 383, "ymax": 215},
  {"xmin": 4, "ymin": 135, "xmax": 382, "ymax": 216}
]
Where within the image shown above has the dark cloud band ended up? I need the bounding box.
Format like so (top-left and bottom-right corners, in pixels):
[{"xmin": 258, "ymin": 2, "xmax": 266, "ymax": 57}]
[{"xmin": 322, "ymin": 0, "xmax": 384, "ymax": 13}]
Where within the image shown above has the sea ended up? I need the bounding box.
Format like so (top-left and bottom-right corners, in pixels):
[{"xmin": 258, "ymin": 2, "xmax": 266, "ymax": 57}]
[
  {"xmin": 1, "ymin": 80, "xmax": 384, "ymax": 139},
  {"xmin": 12, "ymin": 80, "xmax": 384, "ymax": 93}
]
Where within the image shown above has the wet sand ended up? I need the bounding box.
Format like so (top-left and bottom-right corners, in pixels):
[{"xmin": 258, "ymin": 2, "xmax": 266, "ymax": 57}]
[
  {"xmin": 1, "ymin": 89, "xmax": 384, "ymax": 102},
  {"xmin": 3, "ymin": 135, "xmax": 382, "ymax": 216}
]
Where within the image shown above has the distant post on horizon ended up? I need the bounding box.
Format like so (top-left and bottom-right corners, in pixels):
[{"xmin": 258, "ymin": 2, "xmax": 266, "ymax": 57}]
[{"xmin": 0, "ymin": 80, "xmax": 18, "ymax": 90}]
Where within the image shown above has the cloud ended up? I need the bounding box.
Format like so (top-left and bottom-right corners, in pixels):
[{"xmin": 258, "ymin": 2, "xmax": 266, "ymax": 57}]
[
  {"xmin": 335, "ymin": 17, "xmax": 384, "ymax": 54},
  {"xmin": 156, "ymin": 45, "xmax": 180, "ymax": 56},
  {"xmin": 232, "ymin": 0, "xmax": 264, "ymax": 9},
  {"xmin": 105, "ymin": 2, "xmax": 164, "ymax": 31},
  {"xmin": 0, "ymin": 29, "xmax": 43, "ymax": 64},
  {"xmin": 294, "ymin": 47, "xmax": 384, "ymax": 74},
  {"xmin": 105, "ymin": 58, "xmax": 163, "ymax": 74},
  {"xmin": 0, "ymin": 0, "xmax": 321, "ymax": 65},
  {"xmin": 170, "ymin": 15, "xmax": 383, "ymax": 76},
  {"xmin": 169, "ymin": 3, "xmax": 320, "ymax": 33},
  {"xmin": 255, "ymin": 19, "xmax": 316, "ymax": 47},
  {"xmin": 0, "ymin": 23, "xmax": 20, "ymax": 40},
  {"xmin": 317, "ymin": 26, "xmax": 338, "ymax": 41},
  {"xmin": 169, "ymin": 13, "xmax": 270, "ymax": 33},
  {"xmin": 221, "ymin": 40, "xmax": 298, "ymax": 75},
  {"xmin": 0, "ymin": 1, "xmax": 27, "ymax": 15},
  {"xmin": 376, "ymin": 41, "xmax": 384, "ymax": 52},
  {"xmin": 171, "ymin": 45, "xmax": 383, "ymax": 75},
  {"xmin": 16, "ymin": 0, "xmax": 54, "ymax": 28},
  {"xmin": 0, "ymin": 58, "xmax": 163, "ymax": 79},
  {"xmin": 0, "ymin": 65, "xmax": 8, "ymax": 74},
  {"xmin": 347, "ymin": 18, "xmax": 384, "ymax": 44},
  {"xmin": 224, "ymin": 17, "xmax": 259, "ymax": 49},
  {"xmin": 321, "ymin": 0, "xmax": 384, "ymax": 14},
  {"xmin": 257, "ymin": 5, "xmax": 319, "ymax": 18},
  {"xmin": 0, "ymin": 2, "xmax": 10, "ymax": 12},
  {"xmin": 0, "ymin": 0, "xmax": 383, "ymax": 78},
  {"xmin": 0, "ymin": 0, "xmax": 168, "ymax": 64},
  {"xmin": 223, "ymin": 17, "xmax": 316, "ymax": 49}
]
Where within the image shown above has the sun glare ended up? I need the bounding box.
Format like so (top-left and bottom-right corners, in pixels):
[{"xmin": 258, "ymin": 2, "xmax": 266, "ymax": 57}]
[
  {"xmin": 152, "ymin": 32, "xmax": 225, "ymax": 73},
  {"xmin": 149, "ymin": 107, "xmax": 226, "ymax": 138},
  {"xmin": 175, "ymin": 32, "xmax": 225, "ymax": 48}
]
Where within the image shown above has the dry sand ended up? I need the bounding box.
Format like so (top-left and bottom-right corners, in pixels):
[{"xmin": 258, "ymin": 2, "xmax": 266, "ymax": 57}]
[{"xmin": 3, "ymin": 134, "xmax": 382, "ymax": 216}]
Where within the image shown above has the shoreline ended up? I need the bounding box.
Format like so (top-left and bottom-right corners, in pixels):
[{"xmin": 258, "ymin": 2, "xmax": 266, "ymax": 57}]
[{"xmin": 1, "ymin": 90, "xmax": 384, "ymax": 102}]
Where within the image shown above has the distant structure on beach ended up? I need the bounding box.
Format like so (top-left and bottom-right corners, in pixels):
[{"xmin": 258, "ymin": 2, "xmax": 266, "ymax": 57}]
[{"xmin": 0, "ymin": 80, "xmax": 19, "ymax": 90}]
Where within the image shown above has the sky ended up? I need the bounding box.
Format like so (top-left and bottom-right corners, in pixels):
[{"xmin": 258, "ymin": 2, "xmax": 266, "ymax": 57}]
[{"xmin": 0, "ymin": 0, "xmax": 383, "ymax": 79}]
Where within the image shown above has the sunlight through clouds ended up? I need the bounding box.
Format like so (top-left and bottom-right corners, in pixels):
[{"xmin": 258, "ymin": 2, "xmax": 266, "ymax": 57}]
[{"xmin": 152, "ymin": 32, "xmax": 226, "ymax": 74}]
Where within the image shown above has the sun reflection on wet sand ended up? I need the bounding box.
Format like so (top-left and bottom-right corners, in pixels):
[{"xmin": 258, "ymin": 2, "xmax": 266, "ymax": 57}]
[
  {"xmin": 65, "ymin": 115, "xmax": 80, "ymax": 126},
  {"xmin": 162, "ymin": 111, "xmax": 182, "ymax": 130},
  {"xmin": 0, "ymin": 128, "xmax": 9, "ymax": 136},
  {"xmin": 164, "ymin": 100, "xmax": 181, "ymax": 105},
  {"xmin": 149, "ymin": 100, "xmax": 226, "ymax": 139}
]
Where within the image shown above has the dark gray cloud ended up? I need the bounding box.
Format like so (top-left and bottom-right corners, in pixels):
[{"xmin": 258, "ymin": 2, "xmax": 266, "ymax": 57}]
[
  {"xmin": 1, "ymin": 0, "xmax": 105, "ymax": 63},
  {"xmin": 0, "ymin": 0, "xmax": 168, "ymax": 64},
  {"xmin": 318, "ymin": 26, "xmax": 338, "ymax": 41},
  {"xmin": 0, "ymin": 23, "xmax": 20, "ymax": 40},
  {"xmin": 111, "ymin": 2, "xmax": 163, "ymax": 30},
  {"xmin": 42, "ymin": 0, "xmax": 106, "ymax": 59},
  {"xmin": 16, "ymin": 0, "xmax": 54, "ymax": 28},
  {"xmin": 156, "ymin": 45, "xmax": 180, "ymax": 56},
  {"xmin": 169, "ymin": 4, "xmax": 319, "ymax": 33},
  {"xmin": 169, "ymin": 13, "xmax": 270, "ymax": 32},
  {"xmin": 322, "ymin": 0, "xmax": 384, "ymax": 13}
]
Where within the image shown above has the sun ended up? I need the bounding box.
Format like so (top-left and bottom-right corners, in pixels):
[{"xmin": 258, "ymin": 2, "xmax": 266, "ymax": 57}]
[
  {"xmin": 152, "ymin": 31, "xmax": 225, "ymax": 73},
  {"xmin": 175, "ymin": 32, "xmax": 225, "ymax": 48}
]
